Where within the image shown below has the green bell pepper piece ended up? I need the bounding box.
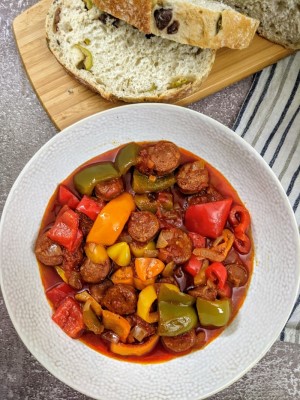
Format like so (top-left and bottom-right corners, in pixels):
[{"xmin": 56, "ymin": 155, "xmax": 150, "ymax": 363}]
[
  {"xmin": 134, "ymin": 194, "xmax": 158, "ymax": 213},
  {"xmin": 74, "ymin": 162, "xmax": 119, "ymax": 196},
  {"xmin": 132, "ymin": 169, "xmax": 176, "ymax": 194},
  {"xmin": 196, "ymin": 298, "xmax": 231, "ymax": 327},
  {"xmin": 134, "ymin": 193, "xmax": 173, "ymax": 213},
  {"xmin": 158, "ymin": 285, "xmax": 195, "ymax": 306},
  {"xmin": 115, "ymin": 142, "xmax": 140, "ymax": 176},
  {"xmin": 158, "ymin": 301, "xmax": 198, "ymax": 337}
]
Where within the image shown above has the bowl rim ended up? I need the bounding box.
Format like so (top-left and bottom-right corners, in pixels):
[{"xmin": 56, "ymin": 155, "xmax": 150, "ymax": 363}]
[{"xmin": 1, "ymin": 103, "xmax": 299, "ymax": 399}]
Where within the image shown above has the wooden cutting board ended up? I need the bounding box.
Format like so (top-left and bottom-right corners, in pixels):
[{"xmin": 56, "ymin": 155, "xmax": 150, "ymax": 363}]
[{"xmin": 13, "ymin": 0, "xmax": 293, "ymax": 131}]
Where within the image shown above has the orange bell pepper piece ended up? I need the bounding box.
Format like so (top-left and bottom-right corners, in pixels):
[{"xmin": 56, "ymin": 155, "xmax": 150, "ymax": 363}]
[
  {"xmin": 135, "ymin": 257, "xmax": 165, "ymax": 281},
  {"xmin": 111, "ymin": 266, "xmax": 134, "ymax": 286},
  {"xmin": 102, "ymin": 310, "xmax": 131, "ymax": 343},
  {"xmin": 110, "ymin": 334, "xmax": 159, "ymax": 356},
  {"xmin": 87, "ymin": 193, "xmax": 135, "ymax": 245},
  {"xmin": 133, "ymin": 276, "xmax": 156, "ymax": 290}
]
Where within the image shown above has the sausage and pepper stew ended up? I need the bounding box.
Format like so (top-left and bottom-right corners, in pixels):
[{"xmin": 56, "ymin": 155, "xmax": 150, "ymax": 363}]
[{"xmin": 35, "ymin": 141, "xmax": 253, "ymax": 363}]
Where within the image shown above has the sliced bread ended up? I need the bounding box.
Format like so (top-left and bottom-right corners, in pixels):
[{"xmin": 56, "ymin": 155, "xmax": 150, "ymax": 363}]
[
  {"xmin": 93, "ymin": 0, "xmax": 259, "ymax": 49},
  {"xmin": 46, "ymin": 0, "xmax": 216, "ymax": 103},
  {"xmin": 221, "ymin": 0, "xmax": 300, "ymax": 50}
]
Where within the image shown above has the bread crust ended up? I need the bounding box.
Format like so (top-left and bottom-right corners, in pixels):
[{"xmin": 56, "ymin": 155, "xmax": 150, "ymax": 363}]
[
  {"xmin": 94, "ymin": 0, "xmax": 259, "ymax": 49},
  {"xmin": 93, "ymin": 0, "xmax": 152, "ymax": 33}
]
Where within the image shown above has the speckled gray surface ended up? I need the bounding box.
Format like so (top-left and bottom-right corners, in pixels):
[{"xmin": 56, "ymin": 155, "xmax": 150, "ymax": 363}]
[{"xmin": 0, "ymin": 1, "xmax": 299, "ymax": 399}]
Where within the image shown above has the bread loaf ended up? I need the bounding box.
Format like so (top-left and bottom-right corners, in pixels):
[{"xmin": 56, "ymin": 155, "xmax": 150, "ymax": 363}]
[
  {"xmin": 46, "ymin": 0, "xmax": 216, "ymax": 103},
  {"xmin": 221, "ymin": 0, "xmax": 300, "ymax": 50},
  {"xmin": 93, "ymin": 0, "xmax": 259, "ymax": 49}
]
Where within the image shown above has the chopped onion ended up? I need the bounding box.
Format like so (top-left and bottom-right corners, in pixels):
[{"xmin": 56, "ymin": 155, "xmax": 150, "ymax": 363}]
[
  {"xmin": 101, "ymin": 331, "xmax": 119, "ymax": 344},
  {"xmin": 156, "ymin": 231, "xmax": 172, "ymax": 248},
  {"xmin": 144, "ymin": 249, "xmax": 159, "ymax": 258},
  {"xmin": 131, "ymin": 325, "xmax": 148, "ymax": 342}
]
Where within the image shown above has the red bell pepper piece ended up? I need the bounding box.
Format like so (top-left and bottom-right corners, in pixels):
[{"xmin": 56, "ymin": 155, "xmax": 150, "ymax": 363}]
[
  {"xmin": 58, "ymin": 185, "xmax": 80, "ymax": 209},
  {"xmin": 217, "ymin": 282, "xmax": 232, "ymax": 299},
  {"xmin": 52, "ymin": 297, "xmax": 85, "ymax": 338},
  {"xmin": 184, "ymin": 254, "xmax": 203, "ymax": 277},
  {"xmin": 233, "ymin": 231, "xmax": 251, "ymax": 254},
  {"xmin": 46, "ymin": 282, "xmax": 74, "ymax": 308},
  {"xmin": 184, "ymin": 198, "xmax": 232, "ymax": 239},
  {"xmin": 76, "ymin": 195, "xmax": 103, "ymax": 221},
  {"xmin": 188, "ymin": 232, "xmax": 206, "ymax": 248},
  {"xmin": 229, "ymin": 205, "xmax": 250, "ymax": 234},
  {"xmin": 205, "ymin": 262, "xmax": 227, "ymax": 290},
  {"xmin": 47, "ymin": 208, "xmax": 82, "ymax": 252}
]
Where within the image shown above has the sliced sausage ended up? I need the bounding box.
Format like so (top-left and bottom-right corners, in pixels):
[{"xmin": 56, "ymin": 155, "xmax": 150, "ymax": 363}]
[
  {"xmin": 161, "ymin": 329, "xmax": 196, "ymax": 353},
  {"xmin": 188, "ymin": 285, "xmax": 217, "ymax": 301},
  {"xmin": 226, "ymin": 263, "xmax": 248, "ymax": 287},
  {"xmin": 188, "ymin": 185, "xmax": 223, "ymax": 205},
  {"xmin": 68, "ymin": 271, "xmax": 82, "ymax": 290},
  {"xmin": 95, "ymin": 178, "xmax": 124, "ymax": 201},
  {"xmin": 136, "ymin": 141, "xmax": 181, "ymax": 176},
  {"xmin": 176, "ymin": 161, "xmax": 209, "ymax": 194},
  {"xmin": 80, "ymin": 258, "xmax": 111, "ymax": 284},
  {"xmin": 35, "ymin": 232, "xmax": 63, "ymax": 266},
  {"xmin": 102, "ymin": 284, "xmax": 137, "ymax": 315},
  {"xmin": 158, "ymin": 227, "xmax": 192, "ymax": 264},
  {"xmin": 89, "ymin": 280, "xmax": 113, "ymax": 303},
  {"xmin": 128, "ymin": 211, "xmax": 160, "ymax": 242}
]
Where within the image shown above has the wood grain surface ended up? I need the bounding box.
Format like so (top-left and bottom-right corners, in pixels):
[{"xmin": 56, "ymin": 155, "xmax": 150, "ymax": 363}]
[{"xmin": 13, "ymin": 0, "xmax": 293, "ymax": 131}]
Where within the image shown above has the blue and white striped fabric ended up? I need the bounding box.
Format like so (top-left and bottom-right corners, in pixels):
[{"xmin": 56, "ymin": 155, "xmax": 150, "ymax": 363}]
[{"xmin": 233, "ymin": 52, "xmax": 300, "ymax": 344}]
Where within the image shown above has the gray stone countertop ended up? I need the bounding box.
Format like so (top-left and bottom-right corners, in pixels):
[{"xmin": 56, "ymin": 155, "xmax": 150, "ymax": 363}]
[{"xmin": 0, "ymin": 1, "xmax": 299, "ymax": 399}]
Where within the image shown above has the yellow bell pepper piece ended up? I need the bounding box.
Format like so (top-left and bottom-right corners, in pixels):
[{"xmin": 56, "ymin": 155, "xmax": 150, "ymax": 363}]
[
  {"xmin": 137, "ymin": 284, "xmax": 158, "ymax": 323},
  {"xmin": 82, "ymin": 300, "xmax": 104, "ymax": 334},
  {"xmin": 102, "ymin": 310, "xmax": 131, "ymax": 343},
  {"xmin": 129, "ymin": 241, "xmax": 156, "ymax": 258},
  {"xmin": 110, "ymin": 334, "xmax": 159, "ymax": 356},
  {"xmin": 135, "ymin": 257, "xmax": 165, "ymax": 281},
  {"xmin": 55, "ymin": 266, "xmax": 68, "ymax": 283},
  {"xmin": 111, "ymin": 266, "xmax": 134, "ymax": 285},
  {"xmin": 87, "ymin": 193, "xmax": 135, "ymax": 245},
  {"xmin": 107, "ymin": 242, "xmax": 131, "ymax": 267},
  {"xmin": 75, "ymin": 290, "xmax": 103, "ymax": 316},
  {"xmin": 85, "ymin": 242, "xmax": 108, "ymax": 264}
]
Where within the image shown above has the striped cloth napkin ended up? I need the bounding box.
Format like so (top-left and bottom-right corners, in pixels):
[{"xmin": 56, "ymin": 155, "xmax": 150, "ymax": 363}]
[{"xmin": 233, "ymin": 52, "xmax": 300, "ymax": 344}]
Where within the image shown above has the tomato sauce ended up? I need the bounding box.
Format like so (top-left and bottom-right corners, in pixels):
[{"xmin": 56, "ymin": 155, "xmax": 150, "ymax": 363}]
[{"xmin": 37, "ymin": 142, "xmax": 254, "ymax": 364}]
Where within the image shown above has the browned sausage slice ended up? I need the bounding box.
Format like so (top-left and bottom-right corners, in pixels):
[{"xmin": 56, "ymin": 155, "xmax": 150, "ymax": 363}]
[
  {"xmin": 226, "ymin": 263, "xmax": 248, "ymax": 287},
  {"xmin": 161, "ymin": 329, "xmax": 196, "ymax": 353},
  {"xmin": 95, "ymin": 177, "xmax": 124, "ymax": 201},
  {"xmin": 188, "ymin": 285, "xmax": 217, "ymax": 301},
  {"xmin": 35, "ymin": 232, "xmax": 63, "ymax": 266},
  {"xmin": 102, "ymin": 284, "xmax": 137, "ymax": 315},
  {"xmin": 128, "ymin": 211, "xmax": 160, "ymax": 242},
  {"xmin": 136, "ymin": 141, "xmax": 181, "ymax": 176},
  {"xmin": 90, "ymin": 280, "xmax": 113, "ymax": 303},
  {"xmin": 80, "ymin": 258, "xmax": 111, "ymax": 283},
  {"xmin": 188, "ymin": 185, "xmax": 223, "ymax": 205},
  {"xmin": 158, "ymin": 227, "xmax": 192, "ymax": 264},
  {"xmin": 176, "ymin": 161, "xmax": 209, "ymax": 194}
]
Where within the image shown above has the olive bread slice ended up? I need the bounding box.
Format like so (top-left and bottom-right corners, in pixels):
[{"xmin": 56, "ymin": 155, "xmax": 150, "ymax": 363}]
[
  {"xmin": 93, "ymin": 0, "xmax": 259, "ymax": 49},
  {"xmin": 46, "ymin": 0, "xmax": 216, "ymax": 103},
  {"xmin": 221, "ymin": 0, "xmax": 300, "ymax": 50}
]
